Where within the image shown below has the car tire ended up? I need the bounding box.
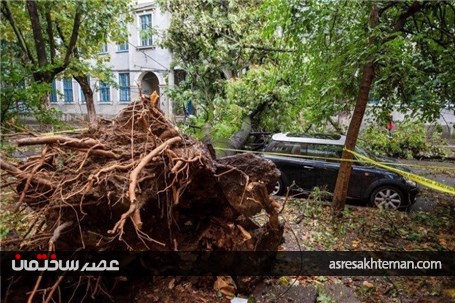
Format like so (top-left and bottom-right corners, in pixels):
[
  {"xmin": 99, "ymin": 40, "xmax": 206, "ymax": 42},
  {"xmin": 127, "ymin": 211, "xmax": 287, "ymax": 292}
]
[
  {"xmin": 369, "ymin": 186, "xmax": 405, "ymax": 210},
  {"xmin": 272, "ymin": 179, "xmax": 285, "ymax": 196}
]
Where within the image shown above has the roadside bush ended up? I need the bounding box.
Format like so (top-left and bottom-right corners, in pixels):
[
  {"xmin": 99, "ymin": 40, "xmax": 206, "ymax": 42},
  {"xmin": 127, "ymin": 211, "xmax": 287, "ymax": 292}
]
[{"xmin": 360, "ymin": 120, "xmax": 451, "ymax": 159}]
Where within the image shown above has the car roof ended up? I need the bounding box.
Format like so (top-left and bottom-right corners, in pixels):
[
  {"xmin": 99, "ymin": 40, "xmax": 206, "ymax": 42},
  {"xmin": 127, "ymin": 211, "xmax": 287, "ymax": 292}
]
[{"xmin": 271, "ymin": 133, "xmax": 346, "ymax": 145}]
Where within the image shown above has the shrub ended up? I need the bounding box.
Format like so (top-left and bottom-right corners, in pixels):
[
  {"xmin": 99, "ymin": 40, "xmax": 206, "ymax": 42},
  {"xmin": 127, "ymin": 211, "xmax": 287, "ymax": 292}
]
[{"xmin": 359, "ymin": 120, "xmax": 451, "ymax": 159}]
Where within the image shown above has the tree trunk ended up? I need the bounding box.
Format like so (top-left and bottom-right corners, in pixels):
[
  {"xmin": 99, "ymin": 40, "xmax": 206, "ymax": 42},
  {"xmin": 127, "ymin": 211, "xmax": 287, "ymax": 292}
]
[
  {"xmin": 227, "ymin": 116, "xmax": 252, "ymax": 153},
  {"xmin": 42, "ymin": 92, "xmax": 51, "ymax": 110},
  {"xmin": 331, "ymin": 4, "xmax": 379, "ymax": 214},
  {"xmin": 331, "ymin": 61, "xmax": 376, "ymax": 213},
  {"xmin": 224, "ymin": 101, "xmax": 269, "ymax": 156},
  {"xmin": 74, "ymin": 75, "xmax": 97, "ymax": 126},
  {"xmin": 331, "ymin": 2, "xmax": 425, "ymax": 214}
]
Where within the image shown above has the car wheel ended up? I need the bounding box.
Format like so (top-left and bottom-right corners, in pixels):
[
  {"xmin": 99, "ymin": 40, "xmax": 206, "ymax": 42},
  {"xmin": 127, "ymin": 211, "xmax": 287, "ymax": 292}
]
[
  {"xmin": 272, "ymin": 179, "xmax": 285, "ymax": 196},
  {"xmin": 370, "ymin": 186, "xmax": 405, "ymax": 210}
]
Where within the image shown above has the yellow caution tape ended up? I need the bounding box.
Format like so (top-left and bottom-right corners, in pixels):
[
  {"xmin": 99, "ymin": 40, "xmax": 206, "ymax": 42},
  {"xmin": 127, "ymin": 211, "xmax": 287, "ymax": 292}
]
[
  {"xmin": 214, "ymin": 147, "xmax": 455, "ymax": 195},
  {"xmin": 214, "ymin": 147, "xmax": 455, "ymax": 171},
  {"xmin": 345, "ymin": 149, "xmax": 455, "ymax": 196}
]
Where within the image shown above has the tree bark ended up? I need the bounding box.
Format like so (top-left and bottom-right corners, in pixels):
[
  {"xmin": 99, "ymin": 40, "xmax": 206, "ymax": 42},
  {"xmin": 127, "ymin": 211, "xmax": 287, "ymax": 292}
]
[
  {"xmin": 26, "ymin": 0, "xmax": 47, "ymax": 67},
  {"xmin": 74, "ymin": 75, "xmax": 97, "ymax": 126},
  {"xmin": 45, "ymin": 9, "xmax": 56, "ymax": 63},
  {"xmin": 227, "ymin": 116, "xmax": 252, "ymax": 153},
  {"xmin": 331, "ymin": 61, "xmax": 376, "ymax": 213},
  {"xmin": 224, "ymin": 102, "xmax": 269, "ymax": 156}
]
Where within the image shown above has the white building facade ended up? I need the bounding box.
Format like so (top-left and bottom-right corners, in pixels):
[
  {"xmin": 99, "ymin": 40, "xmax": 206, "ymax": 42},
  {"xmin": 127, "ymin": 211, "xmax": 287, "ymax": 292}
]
[{"xmin": 51, "ymin": 1, "xmax": 180, "ymax": 120}]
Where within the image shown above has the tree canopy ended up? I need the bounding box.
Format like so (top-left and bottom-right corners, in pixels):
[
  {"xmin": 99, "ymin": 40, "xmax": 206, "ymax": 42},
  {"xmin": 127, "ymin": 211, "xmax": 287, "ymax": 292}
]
[
  {"xmin": 263, "ymin": 0, "xmax": 454, "ymax": 123},
  {"xmin": 0, "ymin": 0, "xmax": 132, "ymax": 124},
  {"xmin": 158, "ymin": 0, "xmax": 307, "ymax": 141}
]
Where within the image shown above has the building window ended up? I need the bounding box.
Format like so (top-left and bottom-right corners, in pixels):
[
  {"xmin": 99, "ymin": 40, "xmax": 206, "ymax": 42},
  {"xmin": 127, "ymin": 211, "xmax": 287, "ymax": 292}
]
[
  {"xmin": 140, "ymin": 14, "xmax": 152, "ymax": 46},
  {"xmin": 119, "ymin": 73, "xmax": 130, "ymax": 102},
  {"xmin": 117, "ymin": 42, "xmax": 129, "ymax": 52},
  {"xmin": 100, "ymin": 43, "xmax": 108, "ymax": 53},
  {"xmin": 63, "ymin": 78, "xmax": 73, "ymax": 103},
  {"xmin": 50, "ymin": 81, "xmax": 57, "ymax": 103},
  {"xmin": 99, "ymin": 81, "xmax": 110, "ymax": 103}
]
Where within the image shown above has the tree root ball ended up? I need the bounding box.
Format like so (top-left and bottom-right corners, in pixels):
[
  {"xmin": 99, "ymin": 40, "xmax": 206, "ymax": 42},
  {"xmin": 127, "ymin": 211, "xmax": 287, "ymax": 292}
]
[{"xmin": 2, "ymin": 94, "xmax": 284, "ymax": 253}]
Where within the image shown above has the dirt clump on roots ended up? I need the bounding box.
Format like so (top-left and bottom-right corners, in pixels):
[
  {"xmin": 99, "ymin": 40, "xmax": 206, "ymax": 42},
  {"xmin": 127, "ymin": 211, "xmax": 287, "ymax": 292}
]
[{"xmin": 0, "ymin": 93, "xmax": 284, "ymax": 302}]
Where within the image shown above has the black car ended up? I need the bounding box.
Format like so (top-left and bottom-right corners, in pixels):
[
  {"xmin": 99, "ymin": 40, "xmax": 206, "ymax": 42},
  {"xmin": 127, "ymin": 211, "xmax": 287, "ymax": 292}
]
[{"xmin": 263, "ymin": 133, "xmax": 419, "ymax": 210}]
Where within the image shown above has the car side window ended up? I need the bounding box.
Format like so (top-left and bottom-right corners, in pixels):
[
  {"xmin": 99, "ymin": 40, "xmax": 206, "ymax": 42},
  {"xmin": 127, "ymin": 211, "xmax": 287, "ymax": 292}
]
[
  {"xmin": 265, "ymin": 141, "xmax": 307, "ymax": 156},
  {"xmin": 304, "ymin": 144, "xmax": 342, "ymax": 160},
  {"xmin": 266, "ymin": 141, "xmax": 291, "ymax": 153}
]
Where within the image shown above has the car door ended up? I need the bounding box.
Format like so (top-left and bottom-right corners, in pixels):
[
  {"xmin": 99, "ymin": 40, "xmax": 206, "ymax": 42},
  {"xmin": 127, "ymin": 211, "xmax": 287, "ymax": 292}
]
[
  {"xmin": 300, "ymin": 144, "xmax": 342, "ymax": 193},
  {"xmin": 264, "ymin": 141, "xmax": 305, "ymax": 189}
]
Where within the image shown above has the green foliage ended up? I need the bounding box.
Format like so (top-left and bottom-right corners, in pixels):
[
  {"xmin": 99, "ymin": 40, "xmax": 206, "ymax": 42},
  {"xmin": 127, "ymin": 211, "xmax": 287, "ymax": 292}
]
[
  {"xmin": 162, "ymin": 0, "xmax": 455, "ymax": 145},
  {"xmin": 1, "ymin": 0, "xmax": 132, "ymax": 125},
  {"xmin": 359, "ymin": 120, "xmax": 450, "ymax": 159},
  {"xmin": 67, "ymin": 0, "xmax": 132, "ymax": 79},
  {"xmin": 0, "ymin": 225, "xmax": 9, "ymax": 240},
  {"xmin": 223, "ymin": 65, "xmax": 306, "ymax": 132},
  {"xmin": 263, "ymin": 0, "xmax": 455, "ymax": 124},
  {"xmin": 158, "ymin": 0, "xmax": 294, "ymax": 139},
  {"xmin": 0, "ymin": 42, "xmax": 61, "ymax": 124},
  {"xmin": 0, "ymin": 141, "xmax": 16, "ymax": 157},
  {"xmin": 262, "ymin": 0, "xmax": 372, "ymax": 126},
  {"xmin": 316, "ymin": 287, "xmax": 336, "ymax": 303}
]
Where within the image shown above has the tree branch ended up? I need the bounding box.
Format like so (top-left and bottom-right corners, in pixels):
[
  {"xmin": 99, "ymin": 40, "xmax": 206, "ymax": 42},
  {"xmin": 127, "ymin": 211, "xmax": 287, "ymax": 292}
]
[
  {"xmin": 48, "ymin": 6, "xmax": 83, "ymax": 77},
  {"xmin": 392, "ymin": 1, "xmax": 428, "ymax": 32},
  {"xmin": 1, "ymin": 1, "xmax": 35, "ymax": 64},
  {"xmin": 243, "ymin": 45, "xmax": 296, "ymax": 53},
  {"xmin": 63, "ymin": 7, "xmax": 82, "ymax": 67},
  {"xmin": 45, "ymin": 9, "xmax": 55, "ymax": 64},
  {"xmin": 26, "ymin": 0, "xmax": 47, "ymax": 66},
  {"xmin": 55, "ymin": 23, "xmax": 67, "ymax": 45}
]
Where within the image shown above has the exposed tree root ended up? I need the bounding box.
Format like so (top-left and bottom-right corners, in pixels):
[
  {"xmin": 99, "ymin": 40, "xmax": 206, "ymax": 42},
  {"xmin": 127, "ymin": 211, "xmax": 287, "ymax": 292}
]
[
  {"xmin": 1, "ymin": 94, "xmax": 284, "ymax": 302},
  {"xmin": 17, "ymin": 136, "xmax": 105, "ymax": 149},
  {"xmin": 0, "ymin": 159, "xmax": 53, "ymax": 188}
]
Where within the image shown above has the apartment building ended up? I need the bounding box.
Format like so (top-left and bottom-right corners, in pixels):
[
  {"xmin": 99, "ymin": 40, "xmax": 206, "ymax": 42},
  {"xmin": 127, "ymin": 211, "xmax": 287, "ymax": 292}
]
[{"xmin": 51, "ymin": 0, "xmax": 181, "ymax": 120}]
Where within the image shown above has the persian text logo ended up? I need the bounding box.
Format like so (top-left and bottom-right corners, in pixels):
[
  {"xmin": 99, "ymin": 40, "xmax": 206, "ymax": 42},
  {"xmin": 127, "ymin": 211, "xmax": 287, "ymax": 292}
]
[{"xmin": 12, "ymin": 253, "xmax": 120, "ymax": 272}]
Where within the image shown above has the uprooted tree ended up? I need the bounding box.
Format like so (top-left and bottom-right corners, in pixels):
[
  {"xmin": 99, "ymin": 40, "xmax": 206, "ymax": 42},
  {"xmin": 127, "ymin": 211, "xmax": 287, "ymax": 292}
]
[{"xmin": 0, "ymin": 93, "xmax": 284, "ymax": 301}]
